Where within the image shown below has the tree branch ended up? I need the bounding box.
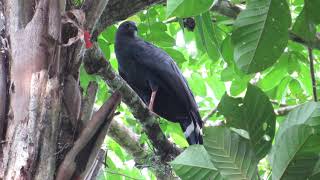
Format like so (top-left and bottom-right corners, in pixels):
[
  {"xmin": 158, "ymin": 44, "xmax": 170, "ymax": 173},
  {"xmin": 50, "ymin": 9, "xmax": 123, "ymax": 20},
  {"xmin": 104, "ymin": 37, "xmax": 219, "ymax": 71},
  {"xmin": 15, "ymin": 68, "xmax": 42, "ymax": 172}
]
[
  {"xmin": 274, "ymin": 105, "xmax": 299, "ymax": 116},
  {"xmin": 82, "ymin": 0, "xmax": 110, "ymax": 32},
  {"xmin": 203, "ymin": 107, "xmax": 218, "ymax": 122},
  {"xmin": 81, "ymin": 81, "xmax": 99, "ymax": 125},
  {"xmin": 108, "ymin": 120, "xmax": 176, "ymax": 179},
  {"xmin": 83, "ymin": 43, "xmax": 182, "ymax": 162},
  {"xmin": 308, "ymin": 47, "xmax": 318, "ymax": 101},
  {"xmin": 56, "ymin": 91, "xmax": 121, "ymax": 180},
  {"xmin": 92, "ymin": 0, "xmax": 165, "ymax": 40},
  {"xmin": 82, "ymin": 80, "xmax": 175, "ymax": 178}
]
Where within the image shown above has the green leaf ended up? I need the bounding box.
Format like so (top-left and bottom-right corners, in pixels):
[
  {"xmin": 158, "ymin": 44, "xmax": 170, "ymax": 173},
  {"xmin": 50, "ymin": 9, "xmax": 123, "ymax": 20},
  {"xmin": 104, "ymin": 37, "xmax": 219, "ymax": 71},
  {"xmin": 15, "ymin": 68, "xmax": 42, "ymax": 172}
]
[
  {"xmin": 189, "ymin": 73, "xmax": 206, "ymax": 96},
  {"xmin": 257, "ymin": 53, "xmax": 288, "ymax": 91},
  {"xmin": 276, "ymin": 76, "xmax": 291, "ymax": 100},
  {"xmin": 146, "ymin": 31, "xmax": 175, "ymax": 47},
  {"xmin": 232, "ymin": 0, "xmax": 291, "ymax": 73},
  {"xmin": 163, "ymin": 48, "xmax": 187, "ymax": 65},
  {"xmin": 221, "ymin": 67, "xmax": 235, "ymax": 82},
  {"xmin": 218, "ymin": 84, "xmax": 276, "ymax": 159},
  {"xmin": 207, "ymin": 74, "xmax": 226, "ymax": 100},
  {"xmin": 292, "ymin": 8, "xmax": 316, "ymax": 42},
  {"xmin": 201, "ymin": 12, "xmax": 222, "ymax": 60},
  {"xmin": 287, "ymin": 57, "xmax": 301, "ymax": 74},
  {"xmin": 217, "ymin": 94, "xmax": 244, "ymax": 129},
  {"xmin": 166, "ymin": 0, "xmax": 215, "ymax": 18},
  {"xmin": 271, "ymin": 125, "xmax": 320, "ymax": 180},
  {"xmin": 299, "ymin": 63, "xmax": 313, "ymax": 96},
  {"xmin": 171, "ymin": 145, "xmax": 223, "ymax": 180},
  {"xmin": 292, "ymin": 0, "xmax": 320, "ymax": 42},
  {"xmin": 230, "ymin": 77, "xmax": 248, "ymax": 96},
  {"xmin": 204, "ymin": 127, "xmax": 259, "ymax": 180},
  {"xmin": 195, "ymin": 15, "xmax": 220, "ymax": 61},
  {"xmin": 274, "ymin": 102, "xmax": 320, "ymax": 142},
  {"xmin": 243, "ymin": 84, "xmax": 276, "ymax": 159},
  {"xmin": 289, "ymin": 79, "xmax": 304, "ymax": 98},
  {"xmin": 221, "ymin": 36, "xmax": 234, "ymax": 65},
  {"xmin": 100, "ymin": 25, "xmax": 117, "ymax": 44}
]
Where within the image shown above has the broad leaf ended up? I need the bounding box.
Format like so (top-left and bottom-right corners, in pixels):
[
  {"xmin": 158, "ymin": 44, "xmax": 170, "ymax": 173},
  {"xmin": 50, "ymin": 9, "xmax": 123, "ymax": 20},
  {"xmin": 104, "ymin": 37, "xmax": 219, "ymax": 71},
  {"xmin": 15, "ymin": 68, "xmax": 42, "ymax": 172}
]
[
  {"xmin": 242, "ymin": 84, "xmax": 276, "ymax": 159},
  {"xmin": 171, "ymin": 145, "xmax": 223, "ymax": 180},
  {"xmin": 218, "ymin": 84, "xmax": 276, "ymax": 159},
  {"xmin": 232, "ymin": 0, "xmax": 291, "ymax": 73},
  {"xmin": 195, "ymin": 15, "xmax": 220, "ymax": 61},
  {"xmin": 166, "ymin": 0, "xmax": 215, "ymax": 18},
  {"xmin": 204, "ymin": 127, "xmax": 258, "ymax": 180},
  {"xmin": 271, "ymin": 125, "xmax": 320, "ymax": 180},
  {"xmin": 292, "ymin": 0, "xmax": 320, "ymax": 42},
  {"xmin": 274, "ymin": 102, "xmax": 320, "ymax": 145},
  {"xmin": 257, "ymin": 53, "xmax": 288, "ymax": 91}
]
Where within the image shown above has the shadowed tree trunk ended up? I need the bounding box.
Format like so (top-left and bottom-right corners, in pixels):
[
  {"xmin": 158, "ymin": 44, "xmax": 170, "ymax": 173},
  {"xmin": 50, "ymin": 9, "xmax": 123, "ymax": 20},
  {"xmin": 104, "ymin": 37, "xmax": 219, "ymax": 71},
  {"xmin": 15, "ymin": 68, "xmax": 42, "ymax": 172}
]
[
  {"xmin": 0, "ymin": 0, "xmax": 116, "ymax": 179},
  {"xmin": 0, "ymin": 0, "xmax": 233, "ymax": 179}
]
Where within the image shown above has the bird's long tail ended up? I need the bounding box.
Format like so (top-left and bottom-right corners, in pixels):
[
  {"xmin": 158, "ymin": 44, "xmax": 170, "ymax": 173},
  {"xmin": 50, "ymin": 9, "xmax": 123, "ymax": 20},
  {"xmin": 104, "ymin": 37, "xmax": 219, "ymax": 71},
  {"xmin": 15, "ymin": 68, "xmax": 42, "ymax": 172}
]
[{"xmin": 180, "ymin": 111, "xmax": 203, "ymax": 145}]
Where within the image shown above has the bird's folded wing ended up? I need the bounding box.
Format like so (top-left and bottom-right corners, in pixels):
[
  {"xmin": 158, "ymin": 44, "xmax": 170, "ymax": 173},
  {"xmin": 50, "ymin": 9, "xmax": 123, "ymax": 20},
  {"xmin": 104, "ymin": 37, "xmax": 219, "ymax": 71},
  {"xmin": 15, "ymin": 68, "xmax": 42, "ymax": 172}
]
[{"xmin": 131, "ymin": 40, "xmax": 198, "ymax": 110}]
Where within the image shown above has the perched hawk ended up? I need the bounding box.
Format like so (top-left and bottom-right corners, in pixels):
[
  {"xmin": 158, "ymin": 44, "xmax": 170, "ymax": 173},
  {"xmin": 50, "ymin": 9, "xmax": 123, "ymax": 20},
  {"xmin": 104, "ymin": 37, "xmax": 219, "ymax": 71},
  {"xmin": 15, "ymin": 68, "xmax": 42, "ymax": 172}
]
[{"xmin": 115, "ymin": 21, "xmax": 203, "ymax": 144}]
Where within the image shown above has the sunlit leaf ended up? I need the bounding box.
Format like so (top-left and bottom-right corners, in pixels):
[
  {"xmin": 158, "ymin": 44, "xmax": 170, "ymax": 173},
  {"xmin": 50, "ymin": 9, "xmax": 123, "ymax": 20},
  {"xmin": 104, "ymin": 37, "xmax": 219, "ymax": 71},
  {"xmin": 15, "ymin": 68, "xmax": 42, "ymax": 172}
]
[
  {"xmin": 232, "ymin": 0, "xmax": 291, "ymax": 73},
  {"xmin": 171, "ymin": 145, "xmax": 223, "ymax": 180},
  {"xmin": 166, "ymin": 0, "xmax": 215, "ymax": 18},
  {"xmin": 204, "ymin": 127, "xmax": 259, "ymax": 180}
]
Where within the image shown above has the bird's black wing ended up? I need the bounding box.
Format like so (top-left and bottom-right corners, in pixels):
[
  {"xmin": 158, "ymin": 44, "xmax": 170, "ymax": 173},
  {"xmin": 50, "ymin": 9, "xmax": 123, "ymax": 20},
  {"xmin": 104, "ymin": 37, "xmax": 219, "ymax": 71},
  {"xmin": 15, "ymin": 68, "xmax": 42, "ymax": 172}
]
[
  {"xmin": 131, "ymin": 40, "xmax": 197, "ymax": 110},
  {"xmin": 130, "ymin": 39, "xmax": 203, "ymax": 140}
]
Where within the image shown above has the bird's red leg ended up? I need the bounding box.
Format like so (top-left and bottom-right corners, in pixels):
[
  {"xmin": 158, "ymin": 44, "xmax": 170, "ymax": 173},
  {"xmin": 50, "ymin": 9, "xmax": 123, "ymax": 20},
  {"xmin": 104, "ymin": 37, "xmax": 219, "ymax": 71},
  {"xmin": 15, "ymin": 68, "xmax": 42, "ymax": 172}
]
[{"xmin": 148, "ymin": 89, "xmax": 157, "ymax": 112}]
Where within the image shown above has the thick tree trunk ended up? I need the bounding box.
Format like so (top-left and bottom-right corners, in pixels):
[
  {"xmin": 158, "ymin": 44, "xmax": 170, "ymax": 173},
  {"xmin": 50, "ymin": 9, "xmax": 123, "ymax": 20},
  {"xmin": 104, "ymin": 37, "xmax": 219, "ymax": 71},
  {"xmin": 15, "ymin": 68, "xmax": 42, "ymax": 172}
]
[
  {"xmin": 0, "ymin": 0, "xmax": 113, "ymax": 179},
  {"xmin": 1, "ymin": 0, "xmax": 62, "ymax": 179}
]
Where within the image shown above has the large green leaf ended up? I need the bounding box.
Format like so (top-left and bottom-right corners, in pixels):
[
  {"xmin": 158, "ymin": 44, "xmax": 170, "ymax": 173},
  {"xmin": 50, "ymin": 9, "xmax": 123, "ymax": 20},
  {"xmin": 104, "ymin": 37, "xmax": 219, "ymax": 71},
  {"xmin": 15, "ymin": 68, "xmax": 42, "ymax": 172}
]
[
  {"xmin": 166, "ymin": 0, "xmax": 214, "ymax": 18},
  {"xmin": 204, "ymin": 127, "xmax": 258, "ymax": 180},
  {"xmin": 271, "ymin": 125, "xmax": 320, "ymax": 180},
  {"xmin": 231, "ymin": 0, "xmax": 291, "ymax": 73},
  {"xmin": 171, "ymin": 145, "xmax": 223, "ymax": 180},
  {"xmin": 242, "ymin": 84, "xmax": 276, "ymax": 159},
  {"xmin": 257, "ymin": 53, "xmax": 289, "ymax": 91},
  {"xmin": 195, "ymin": 15, "xmax": 220, "ymax": 61},
  {"xmin": 292, "ymin": 0, "xmax": 320, "ymax": 42},
  {"xmin": 221, "ymin": 36, "xmax": 234, "ymax": 65},
  {"xmin": 274, "ymin": 102, "xmax": 320, "ymax": 144},
  {"xmin": 218, "ymin": 84, "xmax": 276, "ymax": 159}
]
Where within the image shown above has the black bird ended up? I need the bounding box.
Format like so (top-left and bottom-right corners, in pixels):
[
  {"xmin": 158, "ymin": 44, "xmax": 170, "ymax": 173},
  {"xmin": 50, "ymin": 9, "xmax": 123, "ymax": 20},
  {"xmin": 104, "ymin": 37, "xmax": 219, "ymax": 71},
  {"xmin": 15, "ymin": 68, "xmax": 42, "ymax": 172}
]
[{"xmin": 115, "ymin": 21, "xmax": 203, "ymax": 145}]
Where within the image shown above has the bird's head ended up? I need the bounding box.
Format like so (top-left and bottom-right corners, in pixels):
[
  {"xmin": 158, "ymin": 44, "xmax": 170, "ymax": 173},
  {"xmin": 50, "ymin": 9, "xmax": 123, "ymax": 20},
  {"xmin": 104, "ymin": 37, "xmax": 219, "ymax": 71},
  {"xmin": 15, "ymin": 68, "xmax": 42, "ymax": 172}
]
[{"xmin": 116, "ymin": 21, "xmax": 138, "ymax": 38}]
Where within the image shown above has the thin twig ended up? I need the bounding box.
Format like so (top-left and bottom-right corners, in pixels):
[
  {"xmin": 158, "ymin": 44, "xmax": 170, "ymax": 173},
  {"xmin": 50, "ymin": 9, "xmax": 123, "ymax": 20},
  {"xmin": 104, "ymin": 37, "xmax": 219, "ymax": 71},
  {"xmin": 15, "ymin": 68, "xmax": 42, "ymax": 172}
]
[
  {"xmin": 308, "ymin": 47, "xmax": 318, "ymax": 101},
  {"xmin": 106, "ymin": 169, "xmax": 144, "ymax": 180},
  {"xmin": 270, "ymin": 100, "xmax": 288, "ymax": 107},
  {"xmin": 274, "ymin": 105, "xmax": 298, "ymax": 116},
  {"xmin": 203, "ymin": 107, "xmax": 218, "ymax": 122}
]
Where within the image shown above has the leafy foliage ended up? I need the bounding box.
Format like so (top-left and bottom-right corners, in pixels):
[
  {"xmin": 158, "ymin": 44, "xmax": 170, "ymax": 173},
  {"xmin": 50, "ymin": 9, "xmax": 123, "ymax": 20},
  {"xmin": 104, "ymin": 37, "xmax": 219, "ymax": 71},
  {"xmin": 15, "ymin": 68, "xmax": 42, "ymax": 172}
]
[
  {"xmin": 204, "ymin": 127, "xmax": 259, "ymax": 180},
  {"xmin": 232, "ymin": 0, "xmax": 291, "ymax": 73},
  {"xmin": 78, "ymin": 0, "xmax": 320, "ymax": 179},
  {"xmin": 218, "ymin": 84, "xmax": 276, "ymax": 160},
  {"xmin": 167, "ymin": 0, "xmax": 215, "ymax": 18},
  {"xmin": 171, "ymin": 145, "xmax": 223, "ymax": 180}
]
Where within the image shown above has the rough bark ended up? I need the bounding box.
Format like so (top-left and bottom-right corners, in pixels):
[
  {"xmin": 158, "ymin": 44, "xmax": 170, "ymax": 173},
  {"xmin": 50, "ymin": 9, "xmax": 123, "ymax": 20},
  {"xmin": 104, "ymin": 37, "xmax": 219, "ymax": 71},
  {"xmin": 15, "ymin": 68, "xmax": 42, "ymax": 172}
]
[
  {"xmin": 56, "ymin": 91, "xmax": 121, "ymax": 180},
  {"xmin": 93, "ymin": 0, "xmax": 165, "ymax": 40},
  {"xmin": 2, "ymin": 0, "xmax": 63, "ymax": 179},
  {"xmin": 0, "ymin": 1, "xmax": 8, "ymax": 175},
  {"xmin": 81, "ymin": 81, "xmax": 99, "ymax": 126}
]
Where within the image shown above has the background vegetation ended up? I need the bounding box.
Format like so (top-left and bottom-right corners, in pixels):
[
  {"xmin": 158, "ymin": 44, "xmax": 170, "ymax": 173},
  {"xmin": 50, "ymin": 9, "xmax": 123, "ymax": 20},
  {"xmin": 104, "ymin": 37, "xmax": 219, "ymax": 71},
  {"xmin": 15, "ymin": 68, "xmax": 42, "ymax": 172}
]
[{"xmin": 79, "ymin": 0, "xmax": 320, "ymax": 179}]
